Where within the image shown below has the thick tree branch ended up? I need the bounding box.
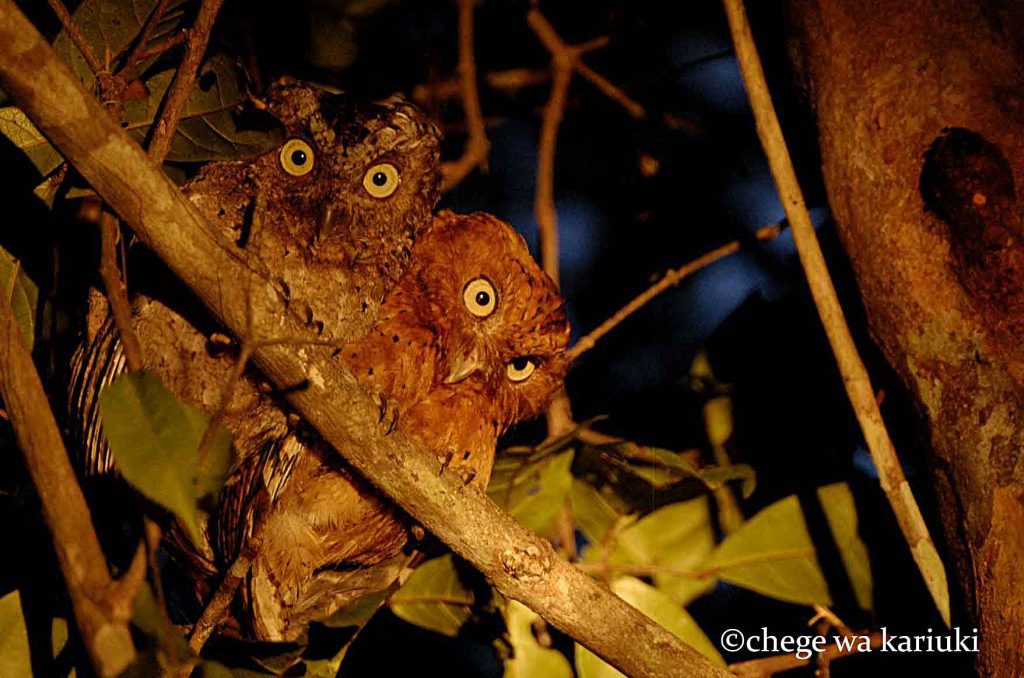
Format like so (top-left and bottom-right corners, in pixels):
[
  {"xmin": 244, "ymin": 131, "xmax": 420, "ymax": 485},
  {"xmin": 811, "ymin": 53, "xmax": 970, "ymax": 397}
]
[
  {"xmin": 0, "ymin": 276, "xmax": 136, "ymax": 675},
  {"xmin": 721, "ymin": 0, "xmax": 950, "ymax": 623},
  {"xmin": 0, "ymin": 4, "xmax": 728, "ymax": 676}
]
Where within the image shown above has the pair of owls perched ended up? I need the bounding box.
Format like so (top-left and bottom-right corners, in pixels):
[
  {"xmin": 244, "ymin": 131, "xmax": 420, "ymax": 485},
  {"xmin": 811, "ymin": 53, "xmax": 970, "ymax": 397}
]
[{"xmin": 68, "ymin": 80, "xmax": 570, "ymax": 642}]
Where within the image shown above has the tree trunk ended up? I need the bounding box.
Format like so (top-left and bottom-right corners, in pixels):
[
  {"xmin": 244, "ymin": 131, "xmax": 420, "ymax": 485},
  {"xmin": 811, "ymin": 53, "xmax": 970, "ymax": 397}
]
[{"xmin": 789, "ymin": 1, "xmax": 1024, "ymax": 674}]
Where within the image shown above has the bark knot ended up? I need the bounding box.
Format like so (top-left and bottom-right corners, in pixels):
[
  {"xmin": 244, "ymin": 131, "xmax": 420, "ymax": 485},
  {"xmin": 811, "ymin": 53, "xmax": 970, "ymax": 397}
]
[{"xmin": 500, "ymin": 544, "xmax": 552, "ymax": 583}]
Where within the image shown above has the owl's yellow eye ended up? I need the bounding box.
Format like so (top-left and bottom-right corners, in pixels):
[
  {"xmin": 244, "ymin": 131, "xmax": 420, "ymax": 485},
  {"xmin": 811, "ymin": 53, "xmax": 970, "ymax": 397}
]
[
  {"xmin": 279, "ymin": 139, "xmax": 315, "ymax": 177},
  {"xmin": 463, "ymin": 278, "xmax": 497, "ymax": 317},
  {"xmin": 506, "ymin": 357, "xmax": 536, "ymax": 382},
  {"xmin": 363, "ymin": 163, "xmax": 401, "ymax": 198}
]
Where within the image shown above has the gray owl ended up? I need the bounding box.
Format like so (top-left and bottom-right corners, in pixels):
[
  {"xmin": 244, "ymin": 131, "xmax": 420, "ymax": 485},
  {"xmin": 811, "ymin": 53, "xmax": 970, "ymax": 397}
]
[{"xmin": 65, "ymin": 79, "xmax": 442, "ymax": 632}]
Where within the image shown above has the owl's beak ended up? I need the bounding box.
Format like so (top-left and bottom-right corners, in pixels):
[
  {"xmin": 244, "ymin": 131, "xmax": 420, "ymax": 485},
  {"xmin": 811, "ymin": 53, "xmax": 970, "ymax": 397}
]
[{"xmin": 444, "ymin": 351, "xmax": 481, "ymax": 384}]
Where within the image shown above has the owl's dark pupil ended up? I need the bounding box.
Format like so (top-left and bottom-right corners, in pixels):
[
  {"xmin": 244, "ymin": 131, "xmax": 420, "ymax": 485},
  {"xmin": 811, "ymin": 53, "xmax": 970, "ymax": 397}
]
[
  {"xmin": 512, "ymin": 357, "xmax": 530, "ymax": 371},
  {"xmin": 372, "ymin": 171, "xmax": 388, "ymax": 186},
  {"xmin": 475, "ymin": 291, "xmax": 490, "ymax": 306},
  {"xmin": 291, "ymin": 149, "xmax": 307, "ymax": 166}
]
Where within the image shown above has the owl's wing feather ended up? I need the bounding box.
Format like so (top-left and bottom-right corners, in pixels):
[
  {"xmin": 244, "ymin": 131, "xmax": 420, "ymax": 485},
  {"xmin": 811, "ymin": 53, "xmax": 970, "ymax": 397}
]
[{"xmin": 66, "ymin": 311, "xmax": 124, "ymax": 477}]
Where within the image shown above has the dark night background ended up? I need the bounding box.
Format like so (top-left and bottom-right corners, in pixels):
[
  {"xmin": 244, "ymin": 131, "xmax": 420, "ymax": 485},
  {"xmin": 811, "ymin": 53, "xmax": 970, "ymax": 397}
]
[{"xmin": 0, "ymin": 0, "xmax": 972, "ymax": 676}]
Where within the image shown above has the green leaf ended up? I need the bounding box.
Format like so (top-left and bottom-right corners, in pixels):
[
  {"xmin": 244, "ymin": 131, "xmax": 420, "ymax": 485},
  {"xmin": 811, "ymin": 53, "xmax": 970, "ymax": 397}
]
[
  {"xmin": 52, "ymin": 0, "xmax": 162, "ymax": 86},
  {"xmin": 0, "ymin": 591, "xmax": 32, "ymax": 678},
  {"xmin": 133, "ymin": 583, "xmax": 190, "ymax": 661},
  {"xmin": 0, "ymin": 107, "xmax": 64, "ymax": 176},
  {"xmin": 0, "ymin": 247, "xmax": 40, "ymax": 349},
  {"xmin": 320, "ymin": 590, "xmax": 388, "ymax": 629},
  {"xmin": 503, "ymin": 601, "xmax": 572, "ymax": 678},
  {"xmin": 99, "ymin": 371, "xmax": 234, "ymax": 543},
  {"xmin": 125, "ymin": 56, "xmax": 280, "ymax": 162},
  {"xmin": 570, "ymin": 478, "xmax": 625, "ymax": 544},
  {"xmin": 708, "ymin": 494, "xmax": 831, "ymax": 606},
  {"xmin": 51, "ymin": 617, "xmax": 77, "ymax": 678},
  {"xmin": 199, "ymin": 662, "xmax": 236, "ymax": 678},
  {"xmin": 602, "ymin": 497, "xmax": 717, "ymax": 606},
  {"xmin": 575, "ymin": 577, "xmax": 724, "ymax": 677},
  {"xmin": 818, "ymin": 482, "xmax": 873, "ymax": 611},
  {"xmin": 390, "ymin": 555, "xmax": 473, "ymax": 637},
  {"xmin": 489, "ymin": 449, "xmax": 574, "ymax": 535},
  {"xmin": 621, "ymin": 446, "xmax": 756, "ymax": 498}
]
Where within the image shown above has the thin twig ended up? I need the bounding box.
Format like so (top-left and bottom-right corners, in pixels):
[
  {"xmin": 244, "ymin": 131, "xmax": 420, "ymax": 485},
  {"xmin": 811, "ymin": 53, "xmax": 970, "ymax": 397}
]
[
  {"xmin": 98, "ymin": 210, "xmax": 144, "ymax": 371},
  {"xmin": 527, "ymin": 9, "xmax": 578, "ymax": 435},
  {"xmin": 146, "ymin": 0, "xmax": 226, "ymax": 164},
  {"xmin": 567, "ymin": 224, "xmax": 781, "ymax": 361},
  {"xmin": 132, "ymin": 30, "xmax": 187, "ymax": 65},
  {"xmin": 722, "ymin": 0, "xmax": 950, "ymax": 625},
  {"xmin": 120, "ymin": 0, "xmax": 176, "ymax": 77},
  {"xmin": 574, "ymin": 61, "xmax": 645, "ymax": 120},
  {"xmin": 440, "ymin": 0, "xmax": 491, "ymax": 191},
  {"xmin": 45, "ymin": 0, "xmax": 103, "ymax": 75}
]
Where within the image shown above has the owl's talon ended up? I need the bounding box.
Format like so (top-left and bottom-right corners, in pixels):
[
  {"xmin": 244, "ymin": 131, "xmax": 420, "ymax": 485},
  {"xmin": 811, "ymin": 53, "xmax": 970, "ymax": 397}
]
[
  {"xmin": 376, "ymin": 395, "xmax": 400, "ymax": 434},
  {"xmin": 462, "ymin": 469, "xmax": 477, "ymax": 487},
  {"xmin": 438, "ymin": 449, "xmax": 455, "ymax": 475}
]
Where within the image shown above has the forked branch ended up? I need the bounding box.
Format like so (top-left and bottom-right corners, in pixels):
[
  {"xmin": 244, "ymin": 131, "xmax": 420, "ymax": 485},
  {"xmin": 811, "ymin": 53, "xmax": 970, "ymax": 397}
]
[{"xmin": 0, "ymin": 3, "xmax": 728, "ymax": 676}]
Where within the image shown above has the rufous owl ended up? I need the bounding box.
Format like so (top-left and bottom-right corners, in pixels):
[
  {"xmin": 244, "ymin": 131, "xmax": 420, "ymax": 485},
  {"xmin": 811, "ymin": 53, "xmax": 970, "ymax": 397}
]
[
  {"xmin": 65, "ymin": 80, "xmax": 441, "ymax": 576},
  {"xmin": 211, "ymin": 211, "xmax": 571, "ymax": 642}
]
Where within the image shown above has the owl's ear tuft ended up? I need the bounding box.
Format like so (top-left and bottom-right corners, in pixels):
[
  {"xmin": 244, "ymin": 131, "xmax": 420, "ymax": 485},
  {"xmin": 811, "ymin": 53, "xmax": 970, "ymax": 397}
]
[{"xmin": 266, "ymin": 78, "xmax": 324, "ymax": 129}]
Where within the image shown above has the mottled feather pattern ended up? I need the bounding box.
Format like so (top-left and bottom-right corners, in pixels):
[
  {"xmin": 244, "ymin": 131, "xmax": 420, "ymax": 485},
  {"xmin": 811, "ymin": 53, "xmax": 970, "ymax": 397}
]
[
  {"xmin": 63, "ymin": 83, "xmax": 571, "ymax": 646},
  {"xmin": 229, "ymin": 212, "xmax": 570, "ymax": 641}
]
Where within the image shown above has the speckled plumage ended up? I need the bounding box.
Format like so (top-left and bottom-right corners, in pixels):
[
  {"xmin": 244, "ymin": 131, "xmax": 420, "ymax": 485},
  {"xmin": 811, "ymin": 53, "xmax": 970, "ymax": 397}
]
[
  {"xmin": 219, "ymin": 211, "xmax": 570, "ymax": 642},
  {"xmin": 66, "ymin": 79, "xmax": 440, "ymax": 592}
]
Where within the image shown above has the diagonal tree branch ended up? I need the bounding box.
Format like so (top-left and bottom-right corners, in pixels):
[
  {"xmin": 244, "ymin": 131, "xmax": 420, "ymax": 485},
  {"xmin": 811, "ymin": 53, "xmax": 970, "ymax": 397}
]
[
  {"xmin": 722, "ymin": 0, "xmax": 950, "ymax": 624},
  {"xmin": 0, "ymin": 3, "xmax": 729, "ymax": 676},
  {"xmin": 0, "ymin": 274, "xmax": 137, "ymax": 677}
]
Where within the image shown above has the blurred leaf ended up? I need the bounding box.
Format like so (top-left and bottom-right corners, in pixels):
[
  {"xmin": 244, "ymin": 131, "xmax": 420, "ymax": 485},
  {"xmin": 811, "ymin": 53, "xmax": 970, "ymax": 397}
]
[
  {"xmin": 626, "ymin": 447, "xmax": 755, "ymax": 498},
  {"xmin": 133, "ymin": 583, "xmax": 190, "ymax": 660},
  {"xmin": 0, "ymin": 107, "xmax": 64, "ymax": 176},
  {"xmin": 304, "ymin": 648, "xmax": 350, "ymax": 678},
  {"xmin": 0, "ymin": 591, "xmax": 31, "ymax": 678},
  {"xmin": 320, "ymin": 589, "xmax": 388, "ymax": 629},
  {"xmin": 818, "ymin": 482, "xmax": 873, "ymax": 611},
  {"xmin": 592, "ymin": 497, "xmax": 717, "ymax": 606},
  {"xmin": 575, "ymin": 577, "xmax": 724, "ymax": 677},
  {"xmin": 390, "ymin": 555, "xmax": 473, "ymax": 637},
  {"xmin": 199, "ymin": 662, "xmax": 236, "ymax": 678},
  {"xmin": 700, "ymin": 464, "xmax": 756, "ymax": 499},
  {"xmin": 570, "ymin": 478, "xmax": 625, "ymax": 544},
  {"xmin": 504, "ymin": 416, "xmax": 607, "ymax": 457},
  {"xmin": 0, "ymin": 247, "xmax": 40, "ymax": 349},
  {"xmin": 503, "ymin": 601, "xmax": 572, "ymax": 678},
  {"xmin": 703, "ymin": 395, "xmax": 733, "ymax": 447},
  {"xmin": 304, "ymin": 0, "xmax": 398, "ymax": 70},
  {"xmin": 489, "ymin": 449, "xmax": 574, "ymax": 535},
  {"xmin": 708, "ymin": 494, "xmax": 831, "ymax": 606},
  {"xmin": 99, "ymin": 371, "xmax": 234, "ymax": 543},
  {"xmin": 51, "ymin": 617, "xmax": 77, "ymax": 678}
]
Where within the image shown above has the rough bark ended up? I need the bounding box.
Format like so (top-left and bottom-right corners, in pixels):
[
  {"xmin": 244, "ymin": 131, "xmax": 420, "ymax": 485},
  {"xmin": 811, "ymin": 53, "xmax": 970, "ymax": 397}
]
[
  {"xmin": 0, "ymin": 2, "xmax": 729, "ymax": 676},
  {"xmin": 789, "ymin": 1, "xmax": 1024, "ymax": 674}
]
